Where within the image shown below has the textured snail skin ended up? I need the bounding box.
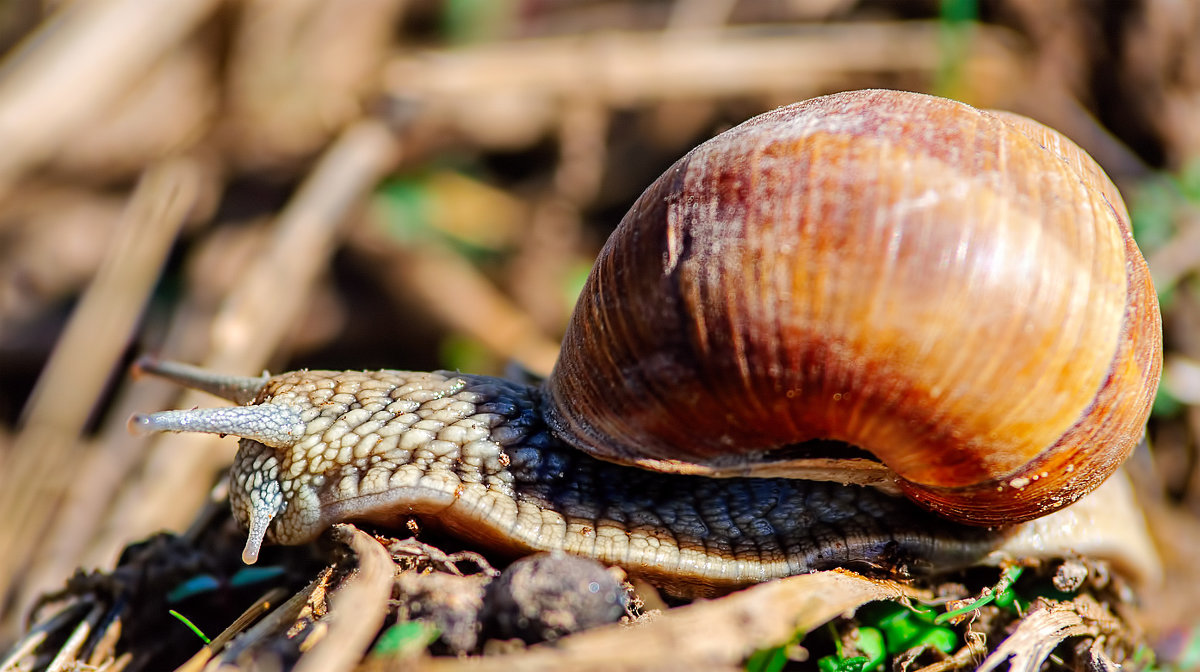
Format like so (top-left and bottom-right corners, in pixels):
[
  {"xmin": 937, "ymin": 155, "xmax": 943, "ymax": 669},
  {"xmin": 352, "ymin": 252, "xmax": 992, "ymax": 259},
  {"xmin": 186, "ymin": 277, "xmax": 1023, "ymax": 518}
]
[{"xmin": 135, "ymin": 367, "xmax": 1008, "ymax": 596}]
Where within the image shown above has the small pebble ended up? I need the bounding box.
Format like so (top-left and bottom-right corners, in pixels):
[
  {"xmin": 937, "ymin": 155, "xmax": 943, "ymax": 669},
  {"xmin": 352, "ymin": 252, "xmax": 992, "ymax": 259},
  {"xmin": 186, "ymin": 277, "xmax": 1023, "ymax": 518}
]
[
  {"xmin": 483, "ymin": 552, "xmax": 626, "ymax": 644},
  {"xmin": 1052, "ymin": 559, "xmax": 1089, "ymax": 593}
]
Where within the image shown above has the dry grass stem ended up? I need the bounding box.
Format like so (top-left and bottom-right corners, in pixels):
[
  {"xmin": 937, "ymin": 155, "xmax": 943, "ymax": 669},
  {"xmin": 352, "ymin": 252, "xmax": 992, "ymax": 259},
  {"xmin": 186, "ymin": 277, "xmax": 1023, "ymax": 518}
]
[
  {"xmin": 976, "ymin": 599, "xmax": 1099, "ymax": 672},
  {"xmin": 293, "ymin": 526, "xmax": 393, "ymax": 672},
  {"xmin": 0, "ymin": 159, "xmax": 200, "ymax": 621},
  {"xmin": 223, "ymin": 0, "xmax": 408, "ymax": 168},
  {"xmin": 181, "ymin": 578, "xmax": 325, "ymax": 671},
  {"xmin": 0, "ymin": 0, "xmax": 220, "ymax": 196},
  {"xmin": 385, "ymin": 22, "xmax": 1024, "ymax": 148},
  {"xmin": 43, "ymin": 606, "xmax": 102, "ymax": 672},
  {"xmin": 348, "ymin": 231, "xmax": 562, "ymax": 376}
]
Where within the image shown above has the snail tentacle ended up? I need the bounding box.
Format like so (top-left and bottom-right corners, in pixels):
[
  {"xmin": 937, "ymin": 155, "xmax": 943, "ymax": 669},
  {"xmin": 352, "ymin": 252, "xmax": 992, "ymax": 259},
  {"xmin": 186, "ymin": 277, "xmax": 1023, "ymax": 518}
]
[
  {"xmin": 128, "ymin": 405, "xmax": 305, "ymax": 449},
  {"xmin": 133, "ymin": 356, "xmax": 269, "ymax": 404},
  {"xmin": 241, "ymin": 476, "xmax": 284, "ymax": 564}
]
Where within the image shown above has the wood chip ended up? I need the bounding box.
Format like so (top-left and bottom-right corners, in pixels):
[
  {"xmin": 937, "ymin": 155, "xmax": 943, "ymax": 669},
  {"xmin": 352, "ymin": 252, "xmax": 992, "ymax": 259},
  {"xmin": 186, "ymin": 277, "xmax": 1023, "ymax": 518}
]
[
  {"xmin": 413, "ymin": 568, "xmax": 924, "ymax": 672},
  {"xmin": 977, "ymin": 599, "xmax": 1096, "ymax": 672},
  {"xmin": 293, "ymin": 525, "xmax": 394, "ymax": 672}
]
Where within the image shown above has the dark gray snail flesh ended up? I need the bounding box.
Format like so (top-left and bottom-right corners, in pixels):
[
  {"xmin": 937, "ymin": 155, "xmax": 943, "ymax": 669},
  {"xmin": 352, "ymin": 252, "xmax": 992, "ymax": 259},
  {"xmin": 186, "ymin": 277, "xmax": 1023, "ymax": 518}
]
[{"xmin": 130, "ymin": 359, "xmax": 1159, "ymax": 598}]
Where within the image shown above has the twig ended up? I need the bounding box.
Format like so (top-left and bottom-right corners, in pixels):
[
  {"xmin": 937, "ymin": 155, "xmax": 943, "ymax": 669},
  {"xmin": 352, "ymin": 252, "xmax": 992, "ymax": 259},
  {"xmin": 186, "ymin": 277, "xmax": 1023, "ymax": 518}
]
[
  {"xmin": 44, "ymin": 604, "xmax": 103, "ymax": 672},
  {"xmin": 347, "ymin": 230, "xmax": 562, "ymax": 376},
  {"xmin": 383, "ymin": 22, "xmax": 1024, "ymax": 146},
  {"xmin": 0, "ymin": 159, "xmax": 199, "ymax": 630},
  {"xmin": 0, "ymin": 0, "xmax": 221, "ymax": 198},
  {"xmin": 294, "ymin": 525, "xmax": 394, "ymax": 672}
]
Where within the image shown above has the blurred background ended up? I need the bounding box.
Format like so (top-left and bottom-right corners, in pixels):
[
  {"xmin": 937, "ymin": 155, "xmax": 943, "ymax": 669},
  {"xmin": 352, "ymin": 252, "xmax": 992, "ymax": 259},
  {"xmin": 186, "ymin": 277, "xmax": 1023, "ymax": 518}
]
[{"xmin": 0, "ymin": 0, "xmax": 1199, "ymax": 659}]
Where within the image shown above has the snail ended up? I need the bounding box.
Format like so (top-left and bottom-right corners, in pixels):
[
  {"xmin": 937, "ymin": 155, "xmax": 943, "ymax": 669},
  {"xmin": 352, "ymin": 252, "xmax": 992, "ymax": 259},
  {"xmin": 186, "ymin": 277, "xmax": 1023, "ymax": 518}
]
[{"xmin": 131, "ymin": 89, "xmax": 1162, "ymax": 597}]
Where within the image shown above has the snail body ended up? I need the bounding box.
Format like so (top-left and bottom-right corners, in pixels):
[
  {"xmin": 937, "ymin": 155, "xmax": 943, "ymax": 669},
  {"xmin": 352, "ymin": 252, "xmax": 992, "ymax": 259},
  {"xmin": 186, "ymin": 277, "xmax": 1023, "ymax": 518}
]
[{"xmin": 132, "ymin": 90, "xmax": 1162, "ymax": 596}]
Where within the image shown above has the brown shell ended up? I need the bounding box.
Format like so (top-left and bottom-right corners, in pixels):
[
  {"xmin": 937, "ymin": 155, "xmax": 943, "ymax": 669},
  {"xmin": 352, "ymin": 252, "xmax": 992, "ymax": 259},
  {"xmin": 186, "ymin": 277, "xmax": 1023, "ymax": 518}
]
[{"xmin": 543, "ymin": 89, "xmax": 1161, "ymax": 526}]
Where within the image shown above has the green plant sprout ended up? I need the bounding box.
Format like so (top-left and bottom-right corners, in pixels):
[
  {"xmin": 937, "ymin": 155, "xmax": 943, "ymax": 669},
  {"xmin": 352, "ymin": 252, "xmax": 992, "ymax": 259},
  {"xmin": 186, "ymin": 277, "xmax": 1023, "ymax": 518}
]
[
  {"xmin": 168, "ymin": 609, "xmax": 211, "ymax": 645},
  {"xmin": 371, "ymin": 620, "xmax": 441, "ymax": 658},
  {"xmin": 753, "ymin": 564, "xmax": 1098, "ymax": 672},
  {"xmin": 935, "ymin": 565, "xmax": 1025, "ymax": 624}
]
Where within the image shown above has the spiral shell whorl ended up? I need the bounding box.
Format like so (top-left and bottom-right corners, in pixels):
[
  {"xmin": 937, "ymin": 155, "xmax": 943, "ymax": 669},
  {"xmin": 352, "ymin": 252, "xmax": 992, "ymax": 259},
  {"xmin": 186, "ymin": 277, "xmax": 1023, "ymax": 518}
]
[{"xmin": 545, "ymin": 89, "xmax": 1161, "ymax": 526}]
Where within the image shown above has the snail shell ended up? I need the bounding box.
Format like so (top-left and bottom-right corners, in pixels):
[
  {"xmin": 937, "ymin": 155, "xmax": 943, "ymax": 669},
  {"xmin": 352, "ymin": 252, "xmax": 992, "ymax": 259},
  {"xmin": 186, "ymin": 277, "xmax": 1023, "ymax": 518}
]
[{"xmin": 546, "ymin": 89, "xmax": 1161, "ymax": 526}]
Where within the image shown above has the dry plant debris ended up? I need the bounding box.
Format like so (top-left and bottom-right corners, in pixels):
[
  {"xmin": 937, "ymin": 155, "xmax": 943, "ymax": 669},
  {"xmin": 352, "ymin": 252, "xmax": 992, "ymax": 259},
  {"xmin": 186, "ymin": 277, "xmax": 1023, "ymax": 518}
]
[
  {"xmin": 1, "ymin": 500, "xmax": 1152, "ymax": 672},
  {"xmin": 2, "ymin": 1, "xmax": 1200, "ymax": 670}
]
